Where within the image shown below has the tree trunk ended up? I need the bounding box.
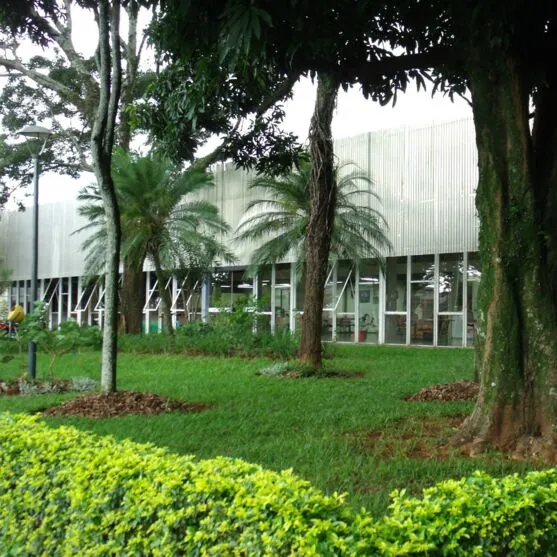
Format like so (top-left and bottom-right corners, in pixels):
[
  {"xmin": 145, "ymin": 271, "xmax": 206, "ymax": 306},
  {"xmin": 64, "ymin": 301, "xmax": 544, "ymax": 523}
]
[
  {"xmin": 91, "ymin": 0, "xmax": 122, "ymax": 393},
  {"xmin": 456, "ymin": 46, "xmax": 557, "ymax": 459},
  {"xmin": 299, "ymin": 73, "xmax": 338, "ymax": 369},
  {"xmin": 151, "ymin": 251, "xmax": 174, "ymax": 335},
  {"xmin": 120, "ymin": 257, "xmax": 144, "ymax": 334}
]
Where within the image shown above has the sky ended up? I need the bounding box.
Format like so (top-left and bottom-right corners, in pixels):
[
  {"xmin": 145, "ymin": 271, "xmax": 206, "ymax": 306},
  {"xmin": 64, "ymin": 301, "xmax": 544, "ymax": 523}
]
[{"xmin": 2, "ymin": 5, "xmax": 474, "ymax": 207}]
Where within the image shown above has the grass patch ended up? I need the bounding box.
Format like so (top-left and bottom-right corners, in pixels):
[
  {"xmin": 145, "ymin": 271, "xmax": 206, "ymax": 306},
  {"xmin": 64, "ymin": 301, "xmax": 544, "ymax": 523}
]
[{"xmin": 0, "ymin": 343, "xmax": 544, "ymax": 516}]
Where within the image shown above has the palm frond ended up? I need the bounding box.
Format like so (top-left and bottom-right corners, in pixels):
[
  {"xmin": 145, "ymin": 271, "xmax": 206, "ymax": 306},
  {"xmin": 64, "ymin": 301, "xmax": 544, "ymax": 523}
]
[{"xmin": 236, "ymin": 157, "xmax": 391, "ymax": 272}]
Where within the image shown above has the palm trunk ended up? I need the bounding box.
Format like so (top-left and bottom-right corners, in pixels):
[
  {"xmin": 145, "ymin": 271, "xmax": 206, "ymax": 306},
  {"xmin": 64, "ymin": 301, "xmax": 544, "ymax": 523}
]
[
  {"xmin": 151, "ymin": 251, "xmax": 174, "ymax": 335},
  {"xmin": 120, "ymin": 257, "xmax": 144, "ymax": 334},
  {"xmin": 299, "ymin": 73, "xmax": 338, "ymax": 369},
  {"xmin": 457, "ymin": 45, "xmax": 557, "ymax": 458}
]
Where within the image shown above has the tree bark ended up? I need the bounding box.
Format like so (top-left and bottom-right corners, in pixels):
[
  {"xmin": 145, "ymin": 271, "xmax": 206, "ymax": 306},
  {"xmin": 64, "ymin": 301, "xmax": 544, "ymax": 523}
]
[
  {"xmin": 120, "ymin": 259, "xmax": 144, "ymax": 334},
  {"xmin": 299, "ymin": 73, "xmax": 338, "ymax": 369},
  {"xmin": 91, "ymin": 0, "xmax": 122, "ymax": 393},
  {"xmin": 151, "ymin": 250, "xmax": 174, "ymax": 335},
  {"xmin": 456, "ymin": 45, "xmax": 557, "ymax": 459}
]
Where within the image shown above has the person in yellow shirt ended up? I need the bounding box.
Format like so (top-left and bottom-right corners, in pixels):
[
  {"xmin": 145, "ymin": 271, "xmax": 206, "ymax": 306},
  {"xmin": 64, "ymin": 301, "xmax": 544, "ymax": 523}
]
[{"xmin": 7, "ymin": 303, "xmax": 25, "ymax": 331}]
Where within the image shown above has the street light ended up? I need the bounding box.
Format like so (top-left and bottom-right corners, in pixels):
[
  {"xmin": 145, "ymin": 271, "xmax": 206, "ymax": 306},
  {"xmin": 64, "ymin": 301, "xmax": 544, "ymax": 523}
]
[{"xmin": 18, "ymin": 124, "xmax": 53, "ymax": 380}]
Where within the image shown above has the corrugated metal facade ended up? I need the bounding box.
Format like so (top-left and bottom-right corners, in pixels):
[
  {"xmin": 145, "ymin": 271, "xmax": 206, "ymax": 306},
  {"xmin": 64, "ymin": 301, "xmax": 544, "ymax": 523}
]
[{"xmin": 0, "ymin": 118, "xmax": 478, "ymax": 280}]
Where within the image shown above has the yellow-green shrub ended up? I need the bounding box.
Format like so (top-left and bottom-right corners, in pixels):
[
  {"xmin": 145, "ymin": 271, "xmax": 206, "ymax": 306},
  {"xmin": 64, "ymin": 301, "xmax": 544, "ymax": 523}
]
[
  {"xmin": 0, "ymin": 413, "xmax": 359, "ymax": 556},
  {"xmin": 2, "ymin": 413, "xmax": 557, "ymax": 556},
  {"xmin": 369, "ymin": 468, "xmax": 557, "ymax": 556}
]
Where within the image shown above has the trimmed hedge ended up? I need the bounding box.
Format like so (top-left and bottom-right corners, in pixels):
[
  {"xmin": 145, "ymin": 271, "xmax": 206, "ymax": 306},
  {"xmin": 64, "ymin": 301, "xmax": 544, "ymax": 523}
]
[
  {"xmin": 1, "ymin": 413, "xmax": 557, "ymax": 556},
  {"xmin": 0, "ymin": 413, "xmax": 360, "ymax": 556}
]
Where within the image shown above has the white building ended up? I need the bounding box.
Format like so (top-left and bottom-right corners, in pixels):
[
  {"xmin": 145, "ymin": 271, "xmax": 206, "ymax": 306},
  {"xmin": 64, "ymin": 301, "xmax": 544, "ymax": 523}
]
[{"xmin": 0, "ymin": 118, "xmax": 481, "ymax": 346}]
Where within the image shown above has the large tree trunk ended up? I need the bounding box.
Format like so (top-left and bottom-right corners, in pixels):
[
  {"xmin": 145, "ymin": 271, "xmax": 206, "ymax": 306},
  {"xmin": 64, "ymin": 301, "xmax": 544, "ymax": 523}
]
[
  {"xmin": 151, "ymin": 251, "xmax": 174, "ymax": 335},
  {"xmin": 91, "ymin": 0, "xmax": 122, "ymax": 393},
  {"xmin": 299, "ymin": 73, "xmax": 338, "ymax": 369},
  {"xmin": 457, "ymin": 46, "xmax": 557, "ymax": 459}
]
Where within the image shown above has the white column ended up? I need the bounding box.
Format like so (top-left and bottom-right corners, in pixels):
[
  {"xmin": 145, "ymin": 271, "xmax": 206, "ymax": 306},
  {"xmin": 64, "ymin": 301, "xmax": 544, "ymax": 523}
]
[
  {"xmin": 378, "ymin": 267, "xmax": 386, "ymax": 344},
  {"xmin": 270, "ymin": 264, "xmax": 276, "ymax": 333},
  {"xmin": 433, "ymin": 253, "xmax": 440, "ymax": 346},
  {"xmin": 462, "ymin": 251, "xmax": 469, "ymax": 347},
  {"xmin": 201, "ymin": 277, "xmax": 210, "ymax": 323},
  {"xmin": 354, "ymin": 263, "xmax": 360, "ymax": 343},
  {"xmin": 405, "ymin": 256, "xmax": 411, "ymax": 345},
  {"xmin": 332, "ymin": 261, "xmax": 337, "ymax": 341},
  {"xmin": 289, "ymin": 263, "xmax": 296, "ymax": 332},
  {"xmin": 144, "ymin": 271, "xmax": 150, "ymax": 334}
]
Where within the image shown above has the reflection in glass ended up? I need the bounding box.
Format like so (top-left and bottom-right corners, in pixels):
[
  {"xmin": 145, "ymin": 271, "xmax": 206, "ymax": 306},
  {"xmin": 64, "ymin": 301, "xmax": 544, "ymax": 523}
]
[
  {"xmin": 385, "ymin": 314, "xmax": 406, "ymax": 344},
  {"xmin": 410, "ymin": 282, "xmax": 434, "ymax": 345},
  {"xmin": 438, "ymin": 315, "xmax": 463, "ymax": 346},
  {"xmin": 359, "ymin": 260, "xmax": 380, "ymax": 343},
  {"xmin": 257, "ymin": 267, "xmax": 272, "ymax": 312},
  {"xmin": 386, "ymin": 257, "xmax": 407, "ymax": 311},
  {"xmin": 467, "ymin": 253, "xmax": 482, "ymax": 346},
  {"xmin": 337, "ymin": 314, "xmax": 356, "ymax": 341},
  {"xmin": 274, "ymin": 263, "xmax": 291, "ymax": 330},
  {"xmin": 231, "ymin": 270, "xmax": 253, "ymax": 308},
  {"xmin": 210, "ymin": 270, "xmax": 231, "ymax": 308},
  {"xmin": 322, "ymin": 311, "xmax": 333, "ymax": 341},
  {"xmin": 439, "ymin": 253, "xmax": 463, "ymax": 312},
  {"xmin": 411, "ymin": 254, "xmax": 434, "ymax": 282}
]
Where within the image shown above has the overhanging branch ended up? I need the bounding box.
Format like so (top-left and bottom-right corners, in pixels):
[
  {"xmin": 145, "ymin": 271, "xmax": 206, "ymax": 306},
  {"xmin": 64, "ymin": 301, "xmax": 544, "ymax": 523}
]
[{"xmin": 0, "ymin": 55, "xmax": 86, "ymax": 112}]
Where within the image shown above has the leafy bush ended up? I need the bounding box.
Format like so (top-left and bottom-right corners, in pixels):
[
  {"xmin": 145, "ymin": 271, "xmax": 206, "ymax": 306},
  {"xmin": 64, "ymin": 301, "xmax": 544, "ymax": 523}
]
[
  {"xmin": 118, "ymin": 321, "xmax": 299, "ymax": 359},
  {"xmin": 0, "ymin": 413, "xmax": 356, "ymax": 556},
  {"xmin": 370, "ymin": 470, "xmax": 557, "ymax": 556},
  {"xmin": 2, "ymin": 414, "xmax": 557, "ymax": 555}
]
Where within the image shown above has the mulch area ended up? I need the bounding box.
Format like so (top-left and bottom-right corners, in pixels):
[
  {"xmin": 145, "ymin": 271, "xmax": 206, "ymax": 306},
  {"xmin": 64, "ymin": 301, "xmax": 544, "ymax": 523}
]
[
  {"xmin": 403, "ymin": 380, "xmax": 479, "ymax": 402},
  {"xmin": 43, "ymin": 392, "xmax": 212, "ymax": 419}
]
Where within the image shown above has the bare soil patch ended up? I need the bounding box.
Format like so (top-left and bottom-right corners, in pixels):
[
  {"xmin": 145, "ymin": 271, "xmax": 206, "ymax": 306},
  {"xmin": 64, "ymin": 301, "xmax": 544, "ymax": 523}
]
[
  {"xmin": 404, "ymin": 380, "xmax": 479, "ymax": 402},
  {"xmin": 42, "ymin": 391, "xmax": 212, "ymax": 419},
  {"xmin": 353, "ymin": 415, "xmax": 467, "ymax": 460}
]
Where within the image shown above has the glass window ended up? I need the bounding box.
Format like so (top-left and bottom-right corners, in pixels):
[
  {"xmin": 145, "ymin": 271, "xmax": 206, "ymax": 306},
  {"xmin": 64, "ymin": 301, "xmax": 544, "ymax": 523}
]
[
  {"xmin": 257, "ymin": 267, "xmax": 272, "ymax": 312},
  {"xmin": 359, "ymin": 260, "xmax": 380, "ymax": 344},
  {"xmin": 231, "ymin": 270, "xmax": 253, "ymax": 308},
  {"xmin": 439, "ymin": 253, "xmax": 464, "ymax": 312},
  {"xmin": 411, "ymin": 255, "xmax": 434, "ymax": 282},
  {"xmin": 385, "ymin": 314, "xmax": 406, "ymax": 344},
  {"xmin": 467, "ymin": 253, "xmax": 482, "ymax": 345},
  {"xmin": 438, "ymin": 314, "xmax": 463, "ymax": 346},
  {"xmin": 410, "ymin": 282, "xmax": 434, "ymax": 345},
  {"xmin": 274, "ymin": 264, "xmax": 291, "ymax": 330},
  {"xmin": 385, "ymin": 256, "xmax": 407, "ymax": 312},
  {"xmin": 210, "ymin": 270, "xmax": 231, "ymax": 308}
]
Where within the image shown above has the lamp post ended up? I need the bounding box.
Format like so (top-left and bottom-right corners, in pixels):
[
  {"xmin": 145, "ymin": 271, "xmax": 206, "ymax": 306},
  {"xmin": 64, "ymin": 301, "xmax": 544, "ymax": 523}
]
[{"xmin": 18, "ymin": 124, "xmax": 53, "ymax": 380}]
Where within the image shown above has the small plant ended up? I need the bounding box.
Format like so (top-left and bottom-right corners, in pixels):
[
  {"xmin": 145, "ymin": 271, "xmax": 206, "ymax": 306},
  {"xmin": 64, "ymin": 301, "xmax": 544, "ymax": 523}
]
[
  {"xmin": 18, "ymin": 302, "xmax": 102, "ymax": 379},
  {"xmin": 70, "ymin": 376, "xmax": 99, "ymax": 393},
  {"xmin": 258, "ymin": 360, "xmax": 315, "ymax": 378}
]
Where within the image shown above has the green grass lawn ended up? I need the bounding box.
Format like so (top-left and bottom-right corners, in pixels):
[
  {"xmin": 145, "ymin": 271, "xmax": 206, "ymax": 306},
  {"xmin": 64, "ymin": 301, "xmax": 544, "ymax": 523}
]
[{"xmin": 0, "ymin": 343, "xmax": 542, "ymax": 516}]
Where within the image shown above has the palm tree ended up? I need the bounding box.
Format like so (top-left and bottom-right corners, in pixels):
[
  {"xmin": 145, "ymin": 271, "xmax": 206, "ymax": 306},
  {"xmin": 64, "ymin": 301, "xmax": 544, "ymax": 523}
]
[
  {"xmin": 235, "ymin": 157, "xmax": 392, "ymax": 275},
  {"xmin": 77, "ymin": 151, "xmax": 234, "ymax": 334}
]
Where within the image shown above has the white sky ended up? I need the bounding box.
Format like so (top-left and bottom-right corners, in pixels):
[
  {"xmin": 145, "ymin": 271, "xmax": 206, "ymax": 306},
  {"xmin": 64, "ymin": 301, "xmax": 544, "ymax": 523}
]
[{"xmin": 2, "ymin": 5, "xmax": 474, "ymax": 207}]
